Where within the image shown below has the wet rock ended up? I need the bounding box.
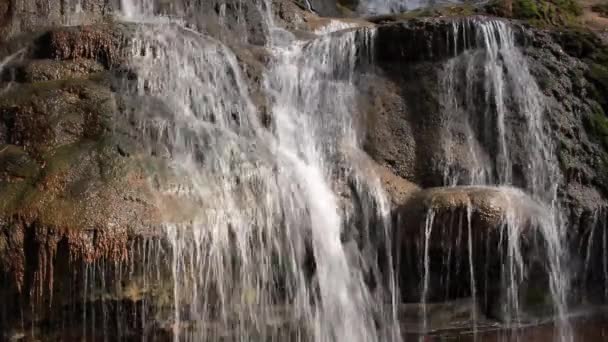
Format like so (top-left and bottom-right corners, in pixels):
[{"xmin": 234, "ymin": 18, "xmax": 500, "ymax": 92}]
[
  {"xmin": 0, "ymin": 28, "xmax": 178, "ymax": 336},
  {"xmin": 304, "ymin": 0, "xmax": 341, "ymax": 16},
  {"xmin": 344, "ymin": 147, "xmax": 420, "ymax": 205},
  {"xmin": 394, "ymin": 186, "xmax": 554, "ymax": 319},
  {"xmin": 397, "ymin": 186, "xmax": 547, "ymax": 236},
  {"xmin": 376, "ymin": 163, "xmax": 420, "ymax": 205},
  {"xmin": 361, "ymin": 67, "xmax": 440, "ymax": 185},
  {"xmin": 373, "ymin": 16, "xmax": 525, "ymax": 64},
  {"xmin": 38, "ymin": 24, "xmax": 134, "ymax": 68},
  {"xmin": 522, "ymin": 27, "xmax": 608, "ymax": 300},
  {"xmin": 17, "ymin": 59, "xmax": 106, "ymax": 82},
  {"xmin": 0, "ymin": 78, "xmax": 115, "ymax": 156},
  {"xmin": 0, "ymin": 144, "xmax": 39, "ymax": 179},
  {"xmin": 0, "ymin": 0, "xmax": 115, "ymax": 43}
]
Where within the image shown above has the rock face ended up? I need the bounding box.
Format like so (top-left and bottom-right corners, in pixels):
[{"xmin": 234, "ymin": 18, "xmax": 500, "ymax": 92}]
[
  {"xmin": 394, "ymin": 186, "xmax": 552, "ymax": 313},
  {"xmin": 0, "ymin": 21, "xmax": 176, "ymax": 338},
  {"xmin": 0, "ymin": 0, "xmax": 116, "ymax": 42}
]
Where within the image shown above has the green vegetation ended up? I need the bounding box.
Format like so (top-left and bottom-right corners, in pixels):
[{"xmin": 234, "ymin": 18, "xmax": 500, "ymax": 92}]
[
  {"xmin": 583, "ymin": 107, "xmax": 608, "ymax": 149},
  {"xmin": 513, "ymin": 0, "xmax": 540, "ymax": 19},
  {"xmin": 588, "ymin": 63, "xmax": 608, "ymax": 110},
  {"xmin": 553, "ymin": 0, "xmax": 583, "ymax": 16},
  {"xmin": 555, "ymin": 27, "xmax": 608, "ymax": 173},
  {"xmin": 487, "ymin": 0, "xmax": 583, "ymax": 27}
]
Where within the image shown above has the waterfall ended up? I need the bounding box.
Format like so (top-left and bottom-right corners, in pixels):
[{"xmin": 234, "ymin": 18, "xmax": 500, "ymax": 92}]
[
  {"xmin": 356, "ymin": 0, "xmax": 472, "ymax": 14},
  {"xmin": 121, "ymin": 0, "xmax": 155, "ymax": 19},
  {"xmin": 265, "ymin": 26, "xmax": 392, "ymax": 341},
  {"xmin": 357, "ymin": 0, "xmax": 413, "ymax": 14},
  {"xmin": 433, "ymin": 17, "xmax": 572, "ymax": 340},
  {"xmin": 117, "ymin": 1, "xmax": 400, "ymax": 340}
]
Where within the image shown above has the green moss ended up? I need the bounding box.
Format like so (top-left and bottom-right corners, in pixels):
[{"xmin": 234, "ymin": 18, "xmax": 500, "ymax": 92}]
[
  {"xmin": 0, "ymin": 145, "xmax": 40, "ymax": 179},
  {"xmin": 583, "ymin": 107, "xmax": 608, "ymax": 149},
  {"xmin": 514, "ymin": 0, "xmax": 540, "ymax": 19},
  {"xmin": 555, "ymin": 28, "xmax": 608, "ymax": 92},
  {"xmin": 554, "ymin": 0, "xmax": 582, "ymax": 16},
  {"xmin": 589, "ymin": 63, "xmax": 608, "ymax": 86},
  {"xmin": 588, "ymin": 63, "xmax": 608, "ymax": 111},
  {"xmin": 0, "ymin": 180, "xmax": 36, "ymax": 214},
  {"xmin": 488, "ymin": 0, "xmax": 582, "ymax": 27}
]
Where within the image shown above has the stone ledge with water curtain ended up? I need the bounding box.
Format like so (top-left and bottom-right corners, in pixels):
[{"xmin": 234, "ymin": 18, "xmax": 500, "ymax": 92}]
[{"xmin": 0, "ymin": 0, "xmax": 608, "ymax": 340}]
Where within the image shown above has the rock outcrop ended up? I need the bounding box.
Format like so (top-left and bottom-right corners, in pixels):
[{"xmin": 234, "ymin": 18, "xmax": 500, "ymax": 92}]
[{"xmin": 394, "ymin": 186, "xmax": 553, "ymax": 314}]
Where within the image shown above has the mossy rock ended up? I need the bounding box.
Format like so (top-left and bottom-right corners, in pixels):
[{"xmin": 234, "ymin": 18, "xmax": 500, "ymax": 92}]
[
  {"xmin": 0, "ymin": 66, "xmax": 167, "ymax": 230},
  {"xmin": 588, "ymin": 63, "xmax": 608, "ymax": 108},
  {"xmin": 0, "ymin": 144, "xmax": 40, "ymax": 179},
  {"xmin": 583, "ymin": 106, "xmax": 608, "ymax": 148},
  {"xmin": 514, "ymin": 0, "xmax": 540, "ymax": 19},
  {"xmin": 20, "ymin": 59, "xmax": 105, "ymax": 83},
  {"xmin": 487, "ymin": 0, "xmax": 582, "ymax": 26},
  {"xmin": 0, "ymin": 78, "xmax": 115, "ymax": 158},
  {"xmin": 555, "ymin": 29, "xmax": 600, "ymax": 58}
]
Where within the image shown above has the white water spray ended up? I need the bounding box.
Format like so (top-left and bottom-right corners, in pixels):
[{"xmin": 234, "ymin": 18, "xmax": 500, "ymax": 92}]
[
  {"xmin": 118, "ymin": 0, "xmax": 399, "ymax": 340},
  {"xmin": 431, "ymin": 17, "xmax": 572, "ymax": 341}
]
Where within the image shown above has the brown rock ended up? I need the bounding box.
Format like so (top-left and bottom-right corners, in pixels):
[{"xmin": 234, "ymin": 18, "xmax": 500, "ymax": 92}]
[{"xmin": 42, "ymin": 24, "xmax": 132, "ymax": 68}]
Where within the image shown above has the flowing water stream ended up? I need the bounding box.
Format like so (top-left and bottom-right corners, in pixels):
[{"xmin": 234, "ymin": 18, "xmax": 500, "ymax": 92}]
[
  {"xmin": 119, "ymin": 1, "xmax": 399, "ymax": 341},
  {"xmin": 107, "ymin": 1, "xmax": 575, "ymax": 341},
  {"xmin": 429, "ymin": 17, "xmax": 572, "ymax": 341}
]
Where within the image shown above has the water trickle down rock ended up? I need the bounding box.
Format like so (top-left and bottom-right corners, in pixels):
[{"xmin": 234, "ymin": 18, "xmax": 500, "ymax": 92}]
[
  {"xmin": 391, "ymin": 17, "xmax": 572, "ymax": 340},
  {"xmin": 116, "ymin": 2, "xmax": 403, "ymax": 340}
]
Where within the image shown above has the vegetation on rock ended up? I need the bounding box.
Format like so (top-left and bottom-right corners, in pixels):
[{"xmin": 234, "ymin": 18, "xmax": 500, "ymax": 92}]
[{"xmin": 487, "ymin": 0, "xmax": 582, "ymax": 26}]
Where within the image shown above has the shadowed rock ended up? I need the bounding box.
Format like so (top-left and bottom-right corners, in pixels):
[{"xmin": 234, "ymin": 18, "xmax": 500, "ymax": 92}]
[{"xmin": 394, "ymin": 185, "xmax": 556, "ymax": 320}]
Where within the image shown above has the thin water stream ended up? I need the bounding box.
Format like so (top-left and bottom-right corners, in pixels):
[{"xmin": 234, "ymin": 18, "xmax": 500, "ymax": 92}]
[{"xmin": 430, "ymin": 17, "xmax": 572, "ymax": 342}]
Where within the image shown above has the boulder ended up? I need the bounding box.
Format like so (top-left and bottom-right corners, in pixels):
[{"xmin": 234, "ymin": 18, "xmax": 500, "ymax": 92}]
[
  {"xmin": 394, "ymin": 186, "xmax": 555, "ymax": 320},
  {"xmin": 397, "ymin": 186, "xmax": 547, "ymax": 235}
]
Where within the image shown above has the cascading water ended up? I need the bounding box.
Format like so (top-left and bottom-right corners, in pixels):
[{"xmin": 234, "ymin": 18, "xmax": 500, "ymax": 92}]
[
  {"xmin": 356, "ymin": 0, "xmax": 475, "ymax": 14},
  {"xmin": 264, "ymin": 23, "xmax": 402, "ymax": 341},
  {"xmin": 426, "ymin": 17, "xmax": 572, "ymax": 340},
  {"xmin": 118, "ymin": 1, "xmax": 400, "ymax": 341}
]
